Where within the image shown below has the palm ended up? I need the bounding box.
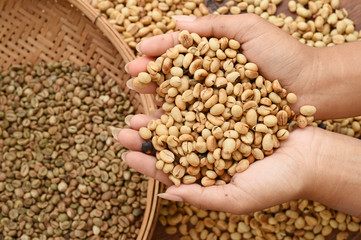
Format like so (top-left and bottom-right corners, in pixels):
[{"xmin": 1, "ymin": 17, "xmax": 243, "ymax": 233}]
[
  {"xmin": 240, "ymin": 19, "xmax": 311, "ymax": 94},
  {"xmin": 178, "ymin": 128, "xmax": 315, "ymax": 213},
  {"xmin": 224, "ymin": 129, "xmax": 312, "ymax": 213},
  {"xmin": 232, "ymin": 16, "xmax": 316, "ymax": 112},
  {"xmin": 177, "ymin": 14, "xmax": 317, "ymax": 111}
]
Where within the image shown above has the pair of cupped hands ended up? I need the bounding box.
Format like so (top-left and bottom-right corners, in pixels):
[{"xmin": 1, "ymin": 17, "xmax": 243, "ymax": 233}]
[{"xmin": 117, "ymin": 14, "xmax": 361, "ymax": 218}]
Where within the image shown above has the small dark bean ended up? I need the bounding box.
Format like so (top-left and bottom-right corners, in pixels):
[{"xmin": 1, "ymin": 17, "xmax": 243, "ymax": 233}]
[{"xmin": 142, "ymin": 141, "xmax": 155, "ymax": 154}]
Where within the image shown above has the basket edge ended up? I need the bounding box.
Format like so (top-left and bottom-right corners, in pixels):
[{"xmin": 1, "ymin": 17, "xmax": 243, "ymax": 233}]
[{"xmin": 67, "ymin": 1, "xmax": 161, "ymax": 240}]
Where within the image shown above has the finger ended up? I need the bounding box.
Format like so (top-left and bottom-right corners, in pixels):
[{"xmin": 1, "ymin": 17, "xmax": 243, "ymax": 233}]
[
  {"xmin": 117, "ymin": 128, "xmax": 143, "ymax": 151},
  {"xmin": 127, "ymin": 78, "xmax": 158, "ymax": 94},
  {"xmin": 128, "ymin": 114, "xmax": 158, "ymax": 130},
  {"xmin": 137, "ymin": 32, "xmax": 180, "ymax": 57},
  {"xmin": 127, "ymin": 56, "xmax": 155, "ymax": 76},
  {"xmin": 125, "ymin": 56, "xmax": 157, "ymax": 94},
  {"xmin": 124, "ymin": 151, "xmax": 172, "ymax": 186}
]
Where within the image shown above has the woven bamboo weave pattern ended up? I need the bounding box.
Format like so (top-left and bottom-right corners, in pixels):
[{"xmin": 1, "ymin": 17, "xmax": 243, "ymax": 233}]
[
  {"xmin": 0, "ymin": 1, "xmax": 160, "ymax": 239},
  {"xmin": 0, "ymin": 0, "xmax": 144, "ymax": 114}
]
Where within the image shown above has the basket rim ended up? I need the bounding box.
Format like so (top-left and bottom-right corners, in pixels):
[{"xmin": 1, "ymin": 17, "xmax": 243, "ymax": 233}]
[
  {"xmin": 67, "ymin": 1, "xmax": 161, "ymax": 240},
  {"xmin": 68, "ymin": 0, "xmax": 136, "ymax": 63}
]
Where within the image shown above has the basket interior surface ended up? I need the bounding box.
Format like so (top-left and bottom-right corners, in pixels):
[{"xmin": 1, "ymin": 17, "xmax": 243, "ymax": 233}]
[
  {"xmin": 0, "ymin": 0, "xmax": 131, "ymax": 94},
  {"xmin": 0, "ymin": 0, "xmax": 159, "ymax": 239}
]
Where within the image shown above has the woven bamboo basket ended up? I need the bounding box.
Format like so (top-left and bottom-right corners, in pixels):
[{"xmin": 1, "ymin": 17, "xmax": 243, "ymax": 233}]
[{"xmin": 0, "ymin": 0, "xmax": 159, "ymax": 239}]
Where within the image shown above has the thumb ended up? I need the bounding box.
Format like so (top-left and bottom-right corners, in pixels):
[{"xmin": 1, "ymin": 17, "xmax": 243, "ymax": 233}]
[
  {"xmin": 161, "ymin": 182, "xmax": 244, "ymax": 213},
  {"xmin": 173, "ymin": 14, "xmax": 282, "ymax": 45}
]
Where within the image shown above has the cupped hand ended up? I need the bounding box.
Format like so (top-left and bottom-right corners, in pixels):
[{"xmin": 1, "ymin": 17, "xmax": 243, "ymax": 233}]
[
  {"xmin": 127, "ymin": 14, "xmax": 318, "ymax": 114},
  {"xmin": 118, "ymin": 119, "xmax": 361, "ymax": 217},
  {"xmin": 117, "ymin": 114, "xmax": 315, "ymax": 214}
]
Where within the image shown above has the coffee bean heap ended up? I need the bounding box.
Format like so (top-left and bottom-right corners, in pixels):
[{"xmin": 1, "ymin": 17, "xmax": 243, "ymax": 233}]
[{"xmin": 136, "ymin": 31, "xmax": 316, "ymax": 187}]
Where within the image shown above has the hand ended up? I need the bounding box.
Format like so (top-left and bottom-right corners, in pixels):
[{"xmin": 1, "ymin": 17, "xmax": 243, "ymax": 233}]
[
  {"xmin": 117, "ymin": 120, "xmax": 361, "ymax": 217},
  {"xmin": 126, "ymin": 14, "xmax": 317, "ymax": 115},
  {"xmin": 118, "ymin": 113, "xmax": 313, "ymax": 213}
]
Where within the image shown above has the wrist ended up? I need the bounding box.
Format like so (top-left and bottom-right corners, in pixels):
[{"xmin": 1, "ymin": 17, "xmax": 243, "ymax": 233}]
[
  {"xmin": 303, "ymin": 128, "xmax": 361, "ymax": 217},
  {"xmin": 302, "ymin": 42, "xmax": 361, "ymax": 119},
  {"xmin": 292, "ymin": 127, "xmax": 324, "ymax": 199},
  {"xmin": 283, "ymin": 44, "xmax": 322, "ymax": 117},
  {"xmin": 304, "ymin": 46, "xmax": 339, "ymax": 119},
  {"xmin": 276, "ymin": 127, "xmax": 325, "ymax": 201}
]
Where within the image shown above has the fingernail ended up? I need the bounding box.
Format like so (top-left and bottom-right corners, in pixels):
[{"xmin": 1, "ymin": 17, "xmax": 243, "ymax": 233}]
[
  {"xmin": 121, "ymin": 152, "xmax": 128, "ymax": 161},
  {"xmin": 125, "ymin": 63, "xmax": 130, "ymax": 74},
  {"xmin": 136, "ymin": 43, "xmax": 142, "ymax": 53},
  {"xmin": 111, "ymin": 127, "xmax": 122, "ymax": 140},
  {"xmin": 125, "ymin": 115, "xmax": 133, "ymax": 126},
  {"xmin": 171, "ymin": 15, "xmax": 196, "ymax": 22},
  {"xmin": 126, "ymin": 79, "xmax": 134, "ymax": 90},
  {"xmin": 158, "ymin": 193, "xmax": 183, "ymax": 202}
]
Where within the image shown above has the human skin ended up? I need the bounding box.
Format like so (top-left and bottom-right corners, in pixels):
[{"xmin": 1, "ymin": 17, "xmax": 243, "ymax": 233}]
[{"xmin": 118, "ymin": 14, "xmax": 361, "ymax": 218}]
